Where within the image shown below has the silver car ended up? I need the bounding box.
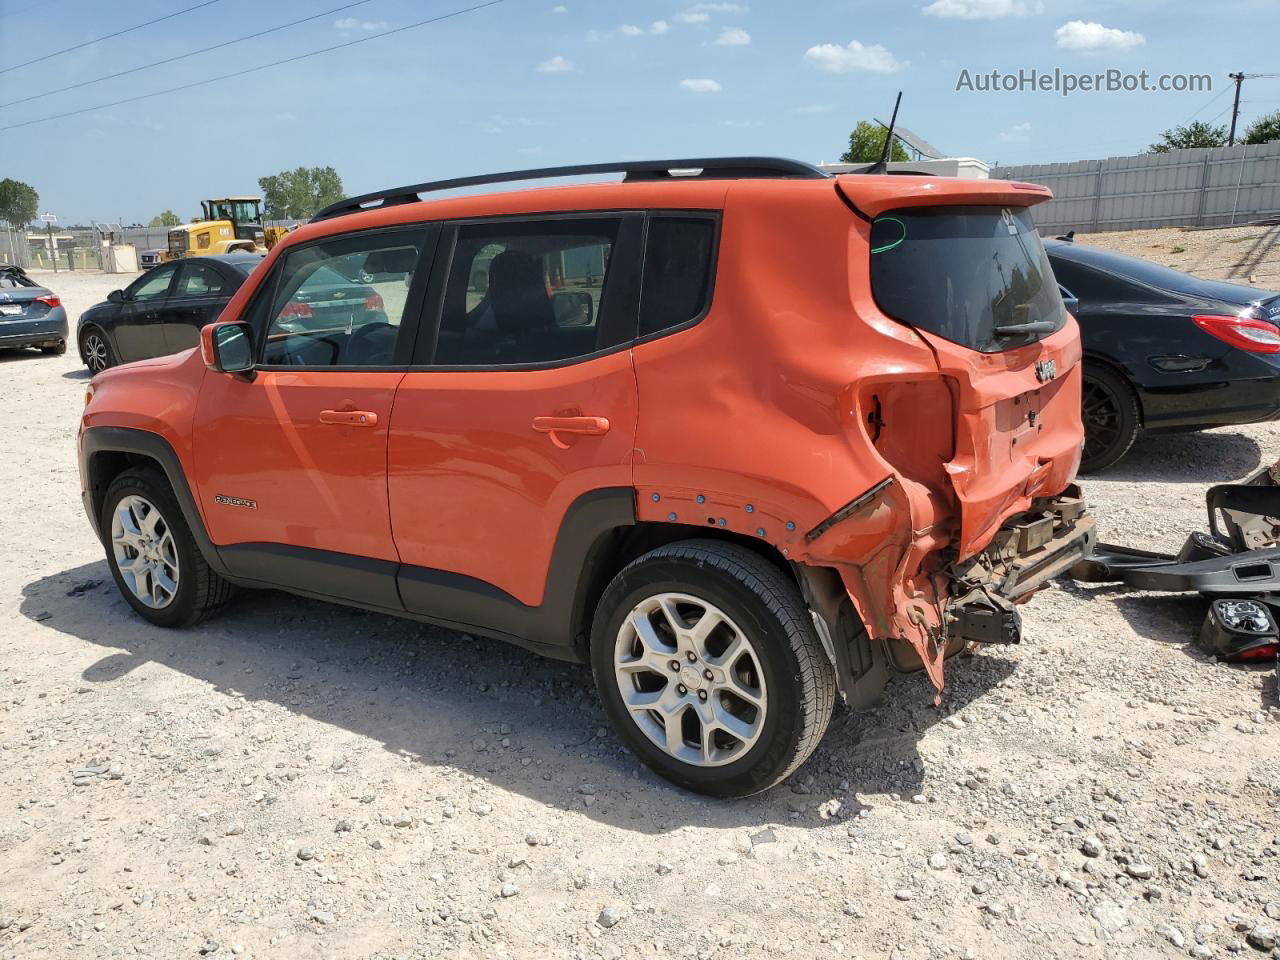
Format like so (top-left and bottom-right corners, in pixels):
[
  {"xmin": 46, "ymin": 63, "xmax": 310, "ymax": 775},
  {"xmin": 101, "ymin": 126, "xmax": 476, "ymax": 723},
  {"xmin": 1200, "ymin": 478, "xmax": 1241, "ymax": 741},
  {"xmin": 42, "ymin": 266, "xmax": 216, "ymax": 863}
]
[{"xmin": 0, "ymin": 266, "xmax": 68, "ymax": 356}]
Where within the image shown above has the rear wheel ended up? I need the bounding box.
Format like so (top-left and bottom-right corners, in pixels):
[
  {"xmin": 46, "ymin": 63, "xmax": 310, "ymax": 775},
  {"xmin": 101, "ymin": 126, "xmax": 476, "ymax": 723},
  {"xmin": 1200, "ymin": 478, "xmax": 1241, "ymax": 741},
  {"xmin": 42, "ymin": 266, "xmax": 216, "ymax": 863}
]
[
  {"xmin": 1080, "ymin": 362, "xmax": 1141, "ymax": 473},
  {"xmin": 589, "ymin": 540, "xmax": 835, "ymax": 797},
  {"xmin": 101, "ymin": 467, "xmax": 234, "ymax": 627},
  {"xmin": 80, "ymin": 327, "xmax": 115, "ymax": 373}
]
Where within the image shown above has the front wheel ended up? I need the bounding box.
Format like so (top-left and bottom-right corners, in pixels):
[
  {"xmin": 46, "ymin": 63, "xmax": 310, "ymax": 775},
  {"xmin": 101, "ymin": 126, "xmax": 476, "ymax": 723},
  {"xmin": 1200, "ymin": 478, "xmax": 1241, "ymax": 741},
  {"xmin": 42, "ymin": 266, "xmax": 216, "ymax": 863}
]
[
  {"xmin": 101, "ymin": 467, "xmax": 234, "ymax": 627},
  {"xmin": 80, "ymin": 327, "xmax": 115, "ymax": 373},
  {"xmin": 1080, "ymin": 362, "xmax": 1142, "ymax": 473},
  {"xmin": 589, "ymin": 540, "xmax": 836, "ymax": 797}
]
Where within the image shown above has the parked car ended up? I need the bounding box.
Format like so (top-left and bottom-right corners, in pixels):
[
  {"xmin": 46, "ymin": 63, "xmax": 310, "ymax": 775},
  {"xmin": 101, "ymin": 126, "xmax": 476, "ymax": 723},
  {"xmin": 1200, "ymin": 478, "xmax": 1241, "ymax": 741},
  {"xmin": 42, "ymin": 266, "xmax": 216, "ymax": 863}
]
[
  {"xmin": 0, "ymin": 264, "xmax": 67, "ymax": 357},
  {"xmin": 138, "ymin": 249, "xmax": 166, "ymax": 269},
  {"xmin": 79, "ymin": 158, "xmax": 1094, "ymax": 796},
  {"xmin": 76, "ymin": 253, "xmax": 262, "ymax": 372},
  {"xmin": 1045, "ymin": 236, "xmax": 1280, "ymax": 472}
]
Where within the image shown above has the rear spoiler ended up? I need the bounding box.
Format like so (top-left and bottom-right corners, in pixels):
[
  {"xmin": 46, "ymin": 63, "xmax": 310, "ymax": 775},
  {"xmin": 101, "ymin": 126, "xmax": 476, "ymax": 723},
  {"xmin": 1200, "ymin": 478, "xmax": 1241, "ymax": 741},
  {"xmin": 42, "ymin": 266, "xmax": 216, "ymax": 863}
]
[{"xmin": 836, "ymin": 176, "xmax": 1052, "ymax": 220}]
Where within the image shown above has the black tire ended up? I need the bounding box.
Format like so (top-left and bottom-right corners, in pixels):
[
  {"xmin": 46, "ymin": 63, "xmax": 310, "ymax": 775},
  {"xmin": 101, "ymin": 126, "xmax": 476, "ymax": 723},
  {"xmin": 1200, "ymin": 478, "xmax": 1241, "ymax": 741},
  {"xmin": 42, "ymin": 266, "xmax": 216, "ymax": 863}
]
[
  {"xmin": 589, "ymin": 539, "xmax": 836, "ymax": 798},
  {"xmin": 41, "ymin": 339, "xmax": 66, "ymax": 355},
  {"xmin": 1080, "ymin": 362, "xmax": 1142, "ymax": 474},
  {"xmin": 100, "ymin": 466, "xmax": 235, "ymax": 628},
  {"xmin": 80, "ymin": 326, "xmax": 116, "ymax": 373}
]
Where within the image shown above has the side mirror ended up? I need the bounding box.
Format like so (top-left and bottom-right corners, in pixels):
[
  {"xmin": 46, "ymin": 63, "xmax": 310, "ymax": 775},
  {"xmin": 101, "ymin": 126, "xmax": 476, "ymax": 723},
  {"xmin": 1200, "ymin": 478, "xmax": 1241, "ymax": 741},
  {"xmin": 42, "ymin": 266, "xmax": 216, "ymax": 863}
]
[
  {"xmin": 200, "ymin": 321, "xmax": 255, "ymax": 377},
  {"xmin": 107, "ymin": 289, "xmax": 125, "ymax": 303},
  {"xmin": 1058, "ymin": 284, "xmax": 1079, "ymax": 317},
  {"xmin": 551, "ymin": 290, "xmax": 594, "ymax": 327}
]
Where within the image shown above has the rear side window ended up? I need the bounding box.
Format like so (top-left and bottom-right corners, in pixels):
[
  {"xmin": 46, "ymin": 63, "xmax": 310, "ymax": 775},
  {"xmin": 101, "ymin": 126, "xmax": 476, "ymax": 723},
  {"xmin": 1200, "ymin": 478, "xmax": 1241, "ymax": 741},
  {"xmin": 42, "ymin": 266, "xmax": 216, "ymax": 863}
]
[
  {"xmin": 639, "ymin": 216, "xmax": 716, "ymax": 337},
  {"xmin": 435, "ymin": 218, "xmax": 622, "ymax": 366},
  {"xmin": 869, "ymin": 205, "xmax": 1065, "ymax": 354}
]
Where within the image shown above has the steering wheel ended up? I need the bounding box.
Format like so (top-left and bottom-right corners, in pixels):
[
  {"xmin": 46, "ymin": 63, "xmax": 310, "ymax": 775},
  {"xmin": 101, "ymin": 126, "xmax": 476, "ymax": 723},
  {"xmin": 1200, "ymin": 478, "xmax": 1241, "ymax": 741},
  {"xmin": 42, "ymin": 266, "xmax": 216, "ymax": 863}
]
[{"xmin": 345, "ymin": 321, "xmax": 397, "ymax": 365}]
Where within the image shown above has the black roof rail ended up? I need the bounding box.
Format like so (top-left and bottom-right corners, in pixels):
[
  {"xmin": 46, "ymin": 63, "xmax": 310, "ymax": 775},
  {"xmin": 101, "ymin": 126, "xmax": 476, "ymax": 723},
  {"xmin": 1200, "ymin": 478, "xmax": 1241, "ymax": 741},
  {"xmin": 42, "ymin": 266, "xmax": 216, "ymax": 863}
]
[{"xmin": 310, "ymin": 156, "xmax": 829, "ymax": 222}]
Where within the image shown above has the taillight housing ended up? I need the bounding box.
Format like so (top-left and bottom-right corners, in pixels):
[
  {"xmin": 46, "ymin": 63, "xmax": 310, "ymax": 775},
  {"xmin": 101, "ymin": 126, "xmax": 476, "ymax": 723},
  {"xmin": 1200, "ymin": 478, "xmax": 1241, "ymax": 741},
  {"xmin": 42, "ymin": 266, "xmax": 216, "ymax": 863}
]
[
  {"xmin": 1193, "ymin": 314, "xmax": 1280, "ymax": 354},
  {"xmin": 279, "ymin": 301, "xmax": 313, "ymax": 321},
  {"xmin": 36, "ymin": 295, "xmax": 61, "ymax": 309},
  {"xmin": 365, "ymin": 292, "xmax": 385, "ymax": 313}
]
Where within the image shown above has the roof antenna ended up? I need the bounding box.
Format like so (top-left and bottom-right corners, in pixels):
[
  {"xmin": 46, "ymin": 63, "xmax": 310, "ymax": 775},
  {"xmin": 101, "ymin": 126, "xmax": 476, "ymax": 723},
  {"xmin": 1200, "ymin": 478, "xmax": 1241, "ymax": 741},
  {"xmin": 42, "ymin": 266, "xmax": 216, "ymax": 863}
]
[{"xmin": 865, "ymin": 91, "xmax": 902, "ymax": 175}]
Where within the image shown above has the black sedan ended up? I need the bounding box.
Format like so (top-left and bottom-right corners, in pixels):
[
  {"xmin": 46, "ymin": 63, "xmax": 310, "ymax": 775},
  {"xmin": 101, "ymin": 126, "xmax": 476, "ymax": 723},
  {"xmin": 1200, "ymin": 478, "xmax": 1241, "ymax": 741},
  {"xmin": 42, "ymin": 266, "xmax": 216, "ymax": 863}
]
[
  {"xmin": 76, "ymin": 253, "xmax": 262, "ymax": 373},
  {"xmin": 1046, "ymin": 237, "xmax": 1280, "ymax": 473}
]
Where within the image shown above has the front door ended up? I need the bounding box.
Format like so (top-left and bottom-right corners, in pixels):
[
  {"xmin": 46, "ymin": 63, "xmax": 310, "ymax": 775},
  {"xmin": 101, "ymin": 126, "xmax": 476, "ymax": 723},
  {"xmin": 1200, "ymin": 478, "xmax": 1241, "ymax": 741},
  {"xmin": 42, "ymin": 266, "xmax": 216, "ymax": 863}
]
[
  {"xmin": 192, "ymin": 226, "xmax": 433, "ymax": 607},
  {"xmin": 388, "ymin": 214, "xmax": 642, "ymax": 611},
  {"xmin": 165, "ymin": 260, "xmax": 234, "ymax": 354},
  {"xmin": 115, "ymin": 262, "xmax": 178, "ymax": 361}
]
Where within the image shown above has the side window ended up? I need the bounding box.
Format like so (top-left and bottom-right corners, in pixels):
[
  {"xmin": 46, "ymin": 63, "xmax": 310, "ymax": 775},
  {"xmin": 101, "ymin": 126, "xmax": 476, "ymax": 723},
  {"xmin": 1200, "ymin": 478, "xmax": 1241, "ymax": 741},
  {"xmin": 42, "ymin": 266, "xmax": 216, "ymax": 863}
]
[
  {"xmin": 638, "ymin": 216, "xmax": 716, "ymax": 337},
  {"xmin": 175, "ymin": 263, "xmax": 227, "ymax": 298},
  {"xmin": 261, "ymin": 229, "xmax": 426, "ymax": 368},
  {"xmin": 435, "ymin": 218, "xmax": 622, "ymax": 366},
  {"xmin": 129, "ymin": 264, "xmax": 177, "ymax": 301}
]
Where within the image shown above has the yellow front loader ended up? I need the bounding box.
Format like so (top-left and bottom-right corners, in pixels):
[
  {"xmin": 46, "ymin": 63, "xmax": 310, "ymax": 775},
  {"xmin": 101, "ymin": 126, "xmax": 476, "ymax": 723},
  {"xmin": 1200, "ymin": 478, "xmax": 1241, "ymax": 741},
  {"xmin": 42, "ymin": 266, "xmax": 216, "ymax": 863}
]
[{"xmin": 166, "ymin": 197, "xmax": 289, "ymax": 259}]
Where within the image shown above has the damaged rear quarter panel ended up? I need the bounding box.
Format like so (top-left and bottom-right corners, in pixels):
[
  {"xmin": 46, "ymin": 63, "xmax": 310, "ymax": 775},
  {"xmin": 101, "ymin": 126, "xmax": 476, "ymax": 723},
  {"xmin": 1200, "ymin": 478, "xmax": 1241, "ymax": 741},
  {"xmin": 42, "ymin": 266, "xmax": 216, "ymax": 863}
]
[{"xmin": 631, "ymin": 179, "xmax": 956, "ymax": 692}]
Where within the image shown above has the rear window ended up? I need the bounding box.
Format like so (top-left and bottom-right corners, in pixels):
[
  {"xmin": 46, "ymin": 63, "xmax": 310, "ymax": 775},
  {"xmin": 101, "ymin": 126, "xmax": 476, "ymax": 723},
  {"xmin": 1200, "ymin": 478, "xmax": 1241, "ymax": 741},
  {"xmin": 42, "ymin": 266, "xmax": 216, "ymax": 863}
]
[
  {"xmin": 639, "ymin": 216, "xmax": 716, "ymax": 337},
  {"xmin": 869, "ymin": 205, "xmax": 1065, "ymax": 354}
]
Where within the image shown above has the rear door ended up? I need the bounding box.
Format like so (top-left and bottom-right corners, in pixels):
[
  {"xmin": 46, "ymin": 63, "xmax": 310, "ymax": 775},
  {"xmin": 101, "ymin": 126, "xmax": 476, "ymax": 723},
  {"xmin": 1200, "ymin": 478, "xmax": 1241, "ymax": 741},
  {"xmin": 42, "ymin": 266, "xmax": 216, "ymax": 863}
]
[
  {"xmin": 387, "ymin": 213, "xmax": 642, "ymax": 612},
  {"xmin": 166, "ymin": 260, "xmax": 235, "ymax": 354},
  {"xmin": 867, "ymin": 204, "xmax": 1083, "ymax": 557},
  {"xmin": 115, "ymin": 263, "xmax": 179, "ymax": 361},
  {"xmin": 193, "ymin": 227, "xmax": 433, "ymax": 606}
]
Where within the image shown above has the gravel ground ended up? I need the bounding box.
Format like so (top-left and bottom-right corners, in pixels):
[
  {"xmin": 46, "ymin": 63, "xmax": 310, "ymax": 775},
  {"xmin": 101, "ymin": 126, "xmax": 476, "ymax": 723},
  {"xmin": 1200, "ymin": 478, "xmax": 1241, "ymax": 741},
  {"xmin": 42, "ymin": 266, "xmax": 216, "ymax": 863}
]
[{"xmin": 2, "ymin": 255, "xmax": 1279, "ymax": 960}]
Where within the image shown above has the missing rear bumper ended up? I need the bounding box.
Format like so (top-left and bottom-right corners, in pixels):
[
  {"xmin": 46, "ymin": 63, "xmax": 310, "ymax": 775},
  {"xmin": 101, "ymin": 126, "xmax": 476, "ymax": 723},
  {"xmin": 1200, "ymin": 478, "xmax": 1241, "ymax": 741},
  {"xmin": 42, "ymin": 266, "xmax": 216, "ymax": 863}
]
[{"xmin": 946, "ymin": 485, "xmax": 1096, "ymax": 645}]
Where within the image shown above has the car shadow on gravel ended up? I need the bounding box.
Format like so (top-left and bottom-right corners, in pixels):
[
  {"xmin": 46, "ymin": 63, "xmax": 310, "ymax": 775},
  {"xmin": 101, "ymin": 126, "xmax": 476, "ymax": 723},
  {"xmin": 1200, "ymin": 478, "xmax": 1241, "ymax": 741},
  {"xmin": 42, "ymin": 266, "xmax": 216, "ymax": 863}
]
[
  {"xmin": 1087, "ymin": 429, "xmax": 1263, "ymax": 484},
  {"xmin": 22, "ymin": 560, "xmax": 1012, "ymax": 832},
  {"xmin": 61, "ymin": 367, "xmax": 90, "ymax": 380}
]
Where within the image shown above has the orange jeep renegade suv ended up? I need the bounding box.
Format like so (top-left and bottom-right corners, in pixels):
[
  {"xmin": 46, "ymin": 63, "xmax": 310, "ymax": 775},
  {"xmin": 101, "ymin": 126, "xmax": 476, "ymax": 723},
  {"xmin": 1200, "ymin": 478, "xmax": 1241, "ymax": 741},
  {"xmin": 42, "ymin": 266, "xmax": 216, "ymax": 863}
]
[{"xmin": 80, "ymin": 158, "xmax": 1094, "ymax": 797}]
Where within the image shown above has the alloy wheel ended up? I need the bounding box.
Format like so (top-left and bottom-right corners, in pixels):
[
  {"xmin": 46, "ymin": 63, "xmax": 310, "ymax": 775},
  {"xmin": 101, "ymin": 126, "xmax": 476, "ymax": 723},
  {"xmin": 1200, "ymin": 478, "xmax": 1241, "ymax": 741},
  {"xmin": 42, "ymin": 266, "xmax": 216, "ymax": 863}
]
[
  {"xmin": 83, "ymin": 333, "xmax": 109, "ymax": 373},
  {"xmin": 110, "ymin": 494, "xmax": 180, "ymax": 609},
  {"xmin": 612, "ymin": 592, "xmax": 767, "ymax": 767},
  {"xmin": 1082, "ymin": 376, "xmax": 1122, "ymax": 463}
]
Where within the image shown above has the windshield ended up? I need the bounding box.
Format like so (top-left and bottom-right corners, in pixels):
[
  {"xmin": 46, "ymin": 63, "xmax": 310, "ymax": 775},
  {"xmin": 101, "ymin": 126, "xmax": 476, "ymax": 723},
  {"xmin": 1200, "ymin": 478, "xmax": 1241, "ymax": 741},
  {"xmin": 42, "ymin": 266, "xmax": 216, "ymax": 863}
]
[{"xmin": 869, "ymin": 205, "xmax": 1065, "ymax": 354}]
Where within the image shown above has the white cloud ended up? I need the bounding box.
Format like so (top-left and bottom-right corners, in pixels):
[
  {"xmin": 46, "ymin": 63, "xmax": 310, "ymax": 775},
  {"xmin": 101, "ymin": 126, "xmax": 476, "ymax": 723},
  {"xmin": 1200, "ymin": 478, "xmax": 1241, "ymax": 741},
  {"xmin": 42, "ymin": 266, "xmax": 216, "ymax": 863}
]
[
  {"xmin": 792, "ymin": 104, "xmax": 833, "ymax": 114},
  {"xmin": 803, "ymin": 40, "xmax": 903, "ymax": 74},
  {"xmin": 550, "ymin": 4, "xmax": 567, "ymax": 11},
  {"xmin": 1055, "ymin": 20, "xmax": 1145, "ymax": 52},
  {"xmin": 676, "ymin": 11, "xmax": 710, "ymax": 23},
  {"xmin": 999, "ymin": 121, "xmax": 1032, "ymax": 142},
  {"xmin": 536, "ymin": 55, "xmax": 574, "ymax": 73},
  {"xmin": 681, "ymin": 77, "xmax": 723, "ymax": 93},
  {"xmin": 714, "ymin": 27, "xmax": 750, "ymax": 46},
  {"xmin": 621, "ymin": 21, "xmax": 669, "ymax": 35},
  {"xmin": 922, "ymin": 0, "xmax": 1037, "ymax": 19},
  {"xmin": 334, "ymin": 17, "xmax": 387, "ymax": 31}
]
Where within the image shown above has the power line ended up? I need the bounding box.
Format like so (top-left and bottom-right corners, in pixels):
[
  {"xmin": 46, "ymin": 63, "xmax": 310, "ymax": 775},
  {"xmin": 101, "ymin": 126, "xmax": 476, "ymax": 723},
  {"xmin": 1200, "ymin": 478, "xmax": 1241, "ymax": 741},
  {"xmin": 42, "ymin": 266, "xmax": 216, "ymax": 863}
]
[
  {"xmin": 0, "ymin": 0, "xmax": 224, "ymax": 75},
  {"xmin": 0, "ymin": 0, "xmax": 378, "ymax": 109},
  {"xmin": 0, "ymin": 0, "xmax": 506, "ymax": 132}
]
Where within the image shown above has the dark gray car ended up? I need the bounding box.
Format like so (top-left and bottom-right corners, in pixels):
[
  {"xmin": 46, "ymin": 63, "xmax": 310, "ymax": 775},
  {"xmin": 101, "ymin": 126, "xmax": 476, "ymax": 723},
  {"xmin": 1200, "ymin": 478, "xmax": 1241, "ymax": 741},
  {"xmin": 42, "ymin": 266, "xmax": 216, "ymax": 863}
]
[{"xmin": 0, "ymin": 265, "xmax": 68, "ymax": 357}]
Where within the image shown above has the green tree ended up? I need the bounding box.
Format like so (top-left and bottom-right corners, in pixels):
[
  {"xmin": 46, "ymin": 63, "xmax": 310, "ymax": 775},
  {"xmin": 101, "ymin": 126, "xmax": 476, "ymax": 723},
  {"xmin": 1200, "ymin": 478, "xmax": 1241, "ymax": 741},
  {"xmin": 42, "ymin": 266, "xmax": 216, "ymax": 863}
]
[
  {"xmin": 1244, "ymin": 110, "xmax": 1280, "ymax": 145},
  {"xmin": 257, "ymin": 166, "xmax": 345, "ymax": 220},
  {"xmin": 149, "ymin": 209, "xmax": 181, "ymax": 227},
  {"xmin": 839, "ymin": 121, "xmax": 909, "ymax": 164},
  {"xmin": 0, "ymin": 178, "xmax": 39, "ymax": 227},
  {"xmin": 1147, "ymin": 121, "xmax": 1228, "ymax": 153}
]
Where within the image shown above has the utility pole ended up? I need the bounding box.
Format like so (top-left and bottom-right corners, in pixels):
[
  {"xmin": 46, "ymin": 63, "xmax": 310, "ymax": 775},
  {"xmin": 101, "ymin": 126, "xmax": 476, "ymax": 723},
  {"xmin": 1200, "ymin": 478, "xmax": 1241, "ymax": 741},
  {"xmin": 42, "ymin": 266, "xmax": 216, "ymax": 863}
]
[
  {"xmin": 41, "ymin": 212, "xmax": 57, "ymax": 273},
  {"xmin": 1228, "ymin": 72, "xmax": 1245, "ymax": 146}
]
